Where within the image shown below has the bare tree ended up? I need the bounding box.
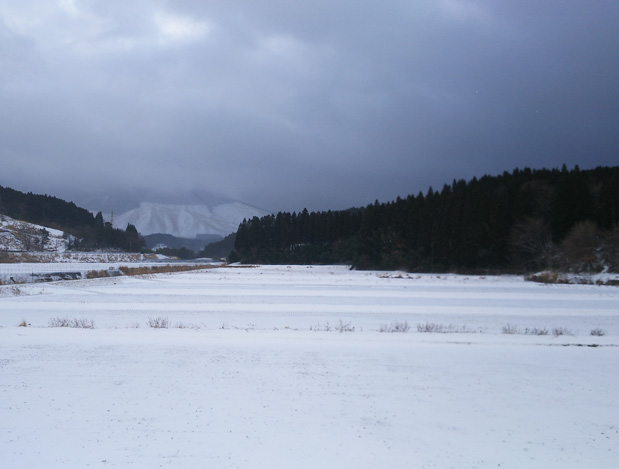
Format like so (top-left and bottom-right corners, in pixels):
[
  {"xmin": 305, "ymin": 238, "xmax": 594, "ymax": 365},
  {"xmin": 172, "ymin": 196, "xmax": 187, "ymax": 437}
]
[
  {"xmin": 560, "ymin": 220, "xmax": 601, "ymax": 272},
  {"xmin": 13, "ymin": 221, "xmax": 45, "ymax": 251},
  {"xmin": 600, "ymin": 224, "xmax": 619, "ymax": 272},
  {"xmin": 509, "ymin": 217, "xmax": 553, "ymax": 269}
]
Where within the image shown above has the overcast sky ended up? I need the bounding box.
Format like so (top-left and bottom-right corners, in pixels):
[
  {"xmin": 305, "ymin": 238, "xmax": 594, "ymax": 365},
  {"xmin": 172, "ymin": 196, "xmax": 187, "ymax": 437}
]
[{"xmin": 1, "ymin": 1, "xmax": 618, "ymax": 213}]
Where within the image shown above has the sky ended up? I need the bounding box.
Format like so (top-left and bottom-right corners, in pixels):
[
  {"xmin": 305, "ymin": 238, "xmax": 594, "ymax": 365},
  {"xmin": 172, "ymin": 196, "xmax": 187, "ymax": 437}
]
[{"xmin": 1, "ymin": 1, "xmax": 618, "ymax": 214}]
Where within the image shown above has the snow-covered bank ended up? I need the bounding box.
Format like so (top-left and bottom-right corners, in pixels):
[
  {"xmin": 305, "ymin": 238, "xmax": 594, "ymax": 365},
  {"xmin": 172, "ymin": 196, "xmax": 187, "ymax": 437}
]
[
  {"xmin": 0, "ymin": 253, "xmax": 215, "ymax": 284},
  {"xmin": 1, "ymin": 265, "xmax": 618, "ymax": 468}
]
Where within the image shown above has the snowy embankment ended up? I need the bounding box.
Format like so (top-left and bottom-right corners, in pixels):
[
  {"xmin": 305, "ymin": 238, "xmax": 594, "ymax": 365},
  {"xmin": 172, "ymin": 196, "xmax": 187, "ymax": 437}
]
[
  {"xmin": 0, "ymin": 253, "xmax": 210, "ymax": 284},
  {"xmin": 1, "ymin": 265, "xmax": 618, "ymax": 468}
]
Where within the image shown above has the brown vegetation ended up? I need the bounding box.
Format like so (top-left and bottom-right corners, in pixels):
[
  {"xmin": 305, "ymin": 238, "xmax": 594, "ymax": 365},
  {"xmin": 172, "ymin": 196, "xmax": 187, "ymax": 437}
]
[{"xmin": 85, "ymin": 263, "xmax": 223, "ymax": 280}]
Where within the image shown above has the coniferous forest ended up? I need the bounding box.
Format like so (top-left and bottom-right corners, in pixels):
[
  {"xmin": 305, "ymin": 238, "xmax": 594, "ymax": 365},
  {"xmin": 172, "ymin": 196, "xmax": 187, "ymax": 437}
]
[
  {"xmin": 233, "ymin": 166, "xmax": 619, "ymax": 273},
  {"xmin": 0, "ymin": 185, "xmax": 144, "ymax": 252}
]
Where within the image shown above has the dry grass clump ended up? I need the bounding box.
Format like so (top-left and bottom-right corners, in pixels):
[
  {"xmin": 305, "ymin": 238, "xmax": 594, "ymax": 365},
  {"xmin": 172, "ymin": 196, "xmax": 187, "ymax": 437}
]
[
  {"xmin": 309, "ymin": 320, "xmax": 355, "ymax": 332},
  {"xmin": 119, "ymin": 264, "xmax": 218, "ymax": 276},
  {"xmin": 502, "ymin": 324, "xmax": 550, "ymax": 335},
  {"xmin": 335, "ymin": 319, "xmax": 355, "ymax": 332},
  {"xmin": 119, "ymin": 265, "xmax": 151, "ymax": 276},
  {"xmin": 0, "ymin": 252, "xmax": 38, "ymax": 264},
  {"xmin": 525, "ymin": 271, "xmax": 566, "ymax": 284},
  {"xmin": 86, "ymin": 269, "xmax": 111, "ymax": 279},
  {"xmin": 83, "ymin": 264, "xmax": 217, "ymax": 280},
  {"xmin": 174, "ymin": 322, "xmax": 201, "ymax": 329},
  {"xmin": 501, "ymin": 323, "xmax": 518, "ymax": 334},
  {"xmin": 48, "ymin": 317, "xmax": 95, "ymax": 328},
  {"xmin": 416, "ymin": 322, "xmax": 478, "ymax": 333},
  {"xmin": 379, "ymin": 321, "xmax": 411, "ymax": 333},
  {"xmin": 147, "ymin": 316, "xmax": 169, "ymax": 328},
  {"xmin": 526, "ymin": 271, "xmax": 619, "ymax": 287}
]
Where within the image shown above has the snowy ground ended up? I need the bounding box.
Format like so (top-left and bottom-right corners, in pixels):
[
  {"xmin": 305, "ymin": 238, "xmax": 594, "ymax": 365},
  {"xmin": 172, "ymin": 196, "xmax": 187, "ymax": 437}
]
[{"xmin": 1, "ymin": 265, "xmax": 618, "ymax": 468}]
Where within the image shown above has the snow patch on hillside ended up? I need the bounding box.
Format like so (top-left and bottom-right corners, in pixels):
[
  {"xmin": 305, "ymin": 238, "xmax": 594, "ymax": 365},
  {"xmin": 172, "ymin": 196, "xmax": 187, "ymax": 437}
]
[
  {"xmin": 113, "ymin": 202, "xmax": 270, "ymax": 238},
  {"xmin": 0, "ymin": 214, "xmax": 71, "ymax": 252}
]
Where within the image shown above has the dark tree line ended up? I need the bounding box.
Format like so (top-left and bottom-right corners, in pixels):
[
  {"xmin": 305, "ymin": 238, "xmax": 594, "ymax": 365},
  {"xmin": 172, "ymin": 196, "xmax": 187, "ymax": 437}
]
[
  {"xmin": 235, "ymin": 208, "xmax": 363, "ymax": 264},
  {"xmin": 233, "ymin": 166, "xmax": 619, "ymax": 272},
  {"xmin": 0, "ymin": 185, "xmax": 144, "ymax": 252}
]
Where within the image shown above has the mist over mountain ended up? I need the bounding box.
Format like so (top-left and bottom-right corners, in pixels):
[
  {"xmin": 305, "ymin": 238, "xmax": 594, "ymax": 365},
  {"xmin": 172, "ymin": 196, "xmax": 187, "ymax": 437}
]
[
  {"xmin": 67, "ymin": 189, "xmax": 246, "ymax": 216},
  {"xmin": 113, "ymin": 202, "xmax": 270, "ymax": 239}
]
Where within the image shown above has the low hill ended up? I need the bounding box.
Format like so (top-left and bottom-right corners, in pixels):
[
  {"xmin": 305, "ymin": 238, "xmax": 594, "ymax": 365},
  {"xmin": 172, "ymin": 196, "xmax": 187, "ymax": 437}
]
[
  {"xmin": 0, "ymin": 185, "xmax": 144, "ymax": 252},
  {"xmin": 0, "ymin": 214, "xmax": 72, "ymax": 252}
]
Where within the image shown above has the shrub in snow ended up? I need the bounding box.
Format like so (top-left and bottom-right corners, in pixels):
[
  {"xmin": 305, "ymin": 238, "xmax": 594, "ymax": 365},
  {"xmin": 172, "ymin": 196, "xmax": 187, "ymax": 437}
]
[
  {"xmin": 48, "ymin": 317, "xmax": 95, "ymax": 329},
  {"xmin": 523, "ymin": 327, "xmax": 549, "ymax": 336},
  {"xmin": 417, "ymin": 322, "xmax": 440, "ymax": 333},
  {"xmin": 417, "ymin": 322, "xmax": 455, "ymax": 333},
  {"xmin": 147, "ymin": 316, "xmax": 169, "ymax": 328},
  {"xmin": 417, "ymin": 323, "xmax": 483, "ymax": 334},
  {"xmin": 310, "ymin": 322, "xmax": 331, "ymax": 332},
  {"xmin": 501, "ymin": 324, "xmax": 519, "ymax": 334},
  {"xmin": 73, "ymin": 318, "xmax": 95, "ymax": 329},
  {"xmin": 174, "ymin": 322, "xmax": 200, "ymax": 330},
  {"xmin": 590, "ymin": 328, "xmax": 606, "ymax": 336},
  {"xmin": 336, "ymin": 319, "xmax": 355, "ymax": 333},
  {"xmin": 309, "ymin": 321, "xmax": 354, "ymax": 332},
  {"xmin": 49, "ymin": 317, "xmax": 70, "ymax": 327},
  {"xmin": 18, "ymin": 320, "xmax": 28, "ymax": 327},
  {"xmin": 502, "ymin": 326, "xmax": 563, "ymax": 336},
  {"xmin": 552, "ymin": 327, "xmax": 573, "ymax": 337},
  {"xmin": 379, "ymin": 321, "xmax": 410, "ymax": 333}
]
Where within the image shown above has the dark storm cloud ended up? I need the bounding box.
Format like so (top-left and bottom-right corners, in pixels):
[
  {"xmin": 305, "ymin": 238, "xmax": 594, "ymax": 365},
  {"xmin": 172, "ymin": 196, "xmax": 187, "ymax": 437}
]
[{"xmin": 1, "ymin": 1, "xmax": 618, "ymax": 212}]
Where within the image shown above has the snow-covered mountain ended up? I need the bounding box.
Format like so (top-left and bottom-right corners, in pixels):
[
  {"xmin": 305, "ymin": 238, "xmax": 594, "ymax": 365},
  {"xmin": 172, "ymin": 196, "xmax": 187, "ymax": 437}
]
[{"xmin": 113, "ymin": 202, "xmax": 270, "ymax": 238}]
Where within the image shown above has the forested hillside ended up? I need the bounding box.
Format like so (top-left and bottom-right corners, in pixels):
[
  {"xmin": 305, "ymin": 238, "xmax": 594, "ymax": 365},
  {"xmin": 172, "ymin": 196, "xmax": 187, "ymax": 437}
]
[
  {"xmin": 233, "ymin": 166, "xmax": 619, "ymax": 273},
  {"xmin": 0, "ymin": 186, "xmax": 144, "ymax": 252}
]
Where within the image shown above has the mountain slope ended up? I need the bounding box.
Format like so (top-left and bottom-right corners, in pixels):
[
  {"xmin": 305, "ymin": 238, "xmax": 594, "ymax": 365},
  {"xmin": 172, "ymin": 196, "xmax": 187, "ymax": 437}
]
[
  {"xmin": 0, "ymin": 214, "xmax": 71, "ymax": 252},
  {"xmin": 113, "ymin": 202, "xmax": 270, "ymax": 238}
]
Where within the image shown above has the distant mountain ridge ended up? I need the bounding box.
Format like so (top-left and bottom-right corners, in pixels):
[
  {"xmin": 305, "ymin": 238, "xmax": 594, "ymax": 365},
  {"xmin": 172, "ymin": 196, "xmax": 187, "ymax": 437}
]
[
  {"xmin": 142, "ymin": 233, "xmax": 222, "ymax": 251},
  {"xmin": 113, "ymin": 202, "xmax": 270, "ymax": 239}
]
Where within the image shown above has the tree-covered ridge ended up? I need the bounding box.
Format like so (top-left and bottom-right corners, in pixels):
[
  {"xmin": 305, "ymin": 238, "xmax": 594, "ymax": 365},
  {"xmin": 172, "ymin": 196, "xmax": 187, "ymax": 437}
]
[
  {"xmin": 234, "ymin": 166, "xmax": 619, "ymax": 272},
  {"xmin": 0, "ymin": 185, "xmax": 144, "ymax": 252}
]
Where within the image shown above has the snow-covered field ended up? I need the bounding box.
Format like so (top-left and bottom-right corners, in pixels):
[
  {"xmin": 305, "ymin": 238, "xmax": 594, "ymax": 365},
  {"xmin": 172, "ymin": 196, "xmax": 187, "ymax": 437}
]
[{"xmin": 1, "ymin": 265, "xmax": 618, "ymax": 468}]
